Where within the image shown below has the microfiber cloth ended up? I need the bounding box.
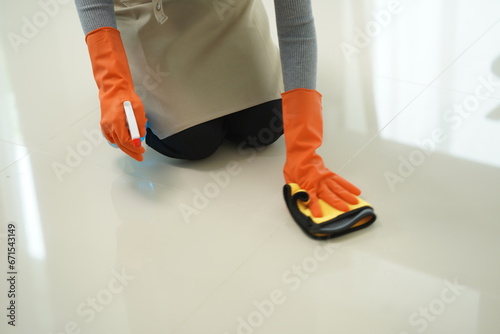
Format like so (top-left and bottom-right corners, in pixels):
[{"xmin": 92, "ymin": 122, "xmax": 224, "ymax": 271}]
[{"xmin": 283, "ymin": 183, "xmax": 376, "ymax": 240}]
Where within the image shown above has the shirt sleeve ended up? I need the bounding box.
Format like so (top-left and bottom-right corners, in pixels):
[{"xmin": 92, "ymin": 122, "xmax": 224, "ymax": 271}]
[
  {"xmin": 273, "ymin": 0, "xmax": 318, "ymax": 91},
  {"xmin": 74, "ymin": 0, "xmax": 117, "ymax": 35}
]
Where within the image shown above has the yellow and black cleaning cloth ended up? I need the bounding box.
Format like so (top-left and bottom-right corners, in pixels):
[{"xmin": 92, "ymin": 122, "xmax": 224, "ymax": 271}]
[{"xmin": 283, "ymin": 183, "xmax": 376, "ymax": 240}]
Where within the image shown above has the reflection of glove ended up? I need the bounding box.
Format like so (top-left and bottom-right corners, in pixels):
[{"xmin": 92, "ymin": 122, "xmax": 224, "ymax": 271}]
[
  {"xmin": 86, "ymin": 27, "xmax": 147, "ymax": 161},
  {"xmin": 282, "ymin": 88, "xmax": 361, "ymax": 217}
]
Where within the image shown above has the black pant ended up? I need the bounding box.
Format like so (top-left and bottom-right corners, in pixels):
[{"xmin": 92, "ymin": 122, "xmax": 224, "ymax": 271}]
[{"xmin": 145, "ymin": 99, "xmax": 283, "ymax": 160}]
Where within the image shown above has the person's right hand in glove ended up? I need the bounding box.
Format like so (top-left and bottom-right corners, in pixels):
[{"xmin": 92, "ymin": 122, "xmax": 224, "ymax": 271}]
[{"xmin": 85, "ymin": 27, "xmax": 147, "ymax": 161}]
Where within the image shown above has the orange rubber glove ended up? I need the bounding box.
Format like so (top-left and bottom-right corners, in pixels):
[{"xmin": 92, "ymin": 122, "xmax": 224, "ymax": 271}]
[
  {"xmin": 85, "ymin": 27, "xmax": 147, "ymax": 161},
  {"xmin": 283, "ymin": 88, "xmax": 361, "ymax": 217}
]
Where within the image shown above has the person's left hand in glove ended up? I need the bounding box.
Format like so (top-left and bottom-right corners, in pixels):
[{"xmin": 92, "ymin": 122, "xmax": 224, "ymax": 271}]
[{"xmin": 282, "ymin": 88, "xmax": 361, "ymax": 218}]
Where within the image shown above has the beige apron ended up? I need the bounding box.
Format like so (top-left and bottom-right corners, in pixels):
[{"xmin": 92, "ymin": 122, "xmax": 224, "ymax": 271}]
[{"xmin": 113, "ymin": 0, "xmax": 284, "ymax": 139}]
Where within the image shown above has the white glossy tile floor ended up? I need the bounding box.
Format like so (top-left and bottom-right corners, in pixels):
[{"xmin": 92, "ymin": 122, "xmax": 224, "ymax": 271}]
[{"xmin": 1, "ymin": 0, "xmax": 500, "ymax": 333}]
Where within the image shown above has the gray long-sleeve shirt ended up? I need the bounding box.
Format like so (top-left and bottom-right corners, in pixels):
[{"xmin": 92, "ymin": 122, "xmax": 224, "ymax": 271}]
[{"xmin": 75, "ymin": 0, "xmax": 317, "ymax": 91}]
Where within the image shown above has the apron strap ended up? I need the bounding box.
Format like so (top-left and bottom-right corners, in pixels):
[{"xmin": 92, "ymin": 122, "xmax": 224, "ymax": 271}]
[{"xmin": 152, "ymin": 0, "xmax": 168, "ymax": 24}]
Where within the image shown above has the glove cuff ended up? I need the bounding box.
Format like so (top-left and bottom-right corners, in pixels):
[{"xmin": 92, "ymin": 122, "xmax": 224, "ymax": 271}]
[
  {"xmin": 85, "ymin": 26, "xmax": 121, "ymax": 44},
  {"xmin": 85, "ymin": 26, "xmax": 135, "ymax": 95},
  {"xmin": 281, "ymin": 88, "xmax": 322, "ymax": 99},
  {"xmin": 282, "ymin": 87, "xmax": 323, "ymax": 150}
]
